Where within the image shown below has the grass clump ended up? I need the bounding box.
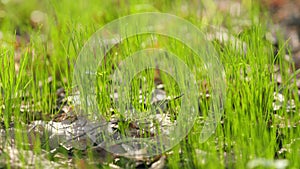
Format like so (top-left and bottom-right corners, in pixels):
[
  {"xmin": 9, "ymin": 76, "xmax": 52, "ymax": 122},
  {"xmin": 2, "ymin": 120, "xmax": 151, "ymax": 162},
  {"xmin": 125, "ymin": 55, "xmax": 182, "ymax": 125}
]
[{"xmin": 0, "ymin": 0, "xmax": 299, "ymax": 168}]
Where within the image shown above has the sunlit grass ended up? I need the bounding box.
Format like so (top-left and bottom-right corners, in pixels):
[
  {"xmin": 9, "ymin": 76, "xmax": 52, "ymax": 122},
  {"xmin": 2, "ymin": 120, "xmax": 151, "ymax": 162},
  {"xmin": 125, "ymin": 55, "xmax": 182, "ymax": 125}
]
[{"xmin": 0, "ymin": 0, "xmax": 299, "ymax": 168}]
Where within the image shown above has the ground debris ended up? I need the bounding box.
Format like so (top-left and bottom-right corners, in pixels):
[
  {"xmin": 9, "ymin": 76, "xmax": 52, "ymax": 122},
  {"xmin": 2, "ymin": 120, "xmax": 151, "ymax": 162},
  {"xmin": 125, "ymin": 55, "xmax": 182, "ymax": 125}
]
[
  {"xmin": 272, "ymin": 92, "xmax": 296, "ymax": 112},
  {"xmin": 247, "ymin": 158, "xmax": 289, "ymax": 169}
]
